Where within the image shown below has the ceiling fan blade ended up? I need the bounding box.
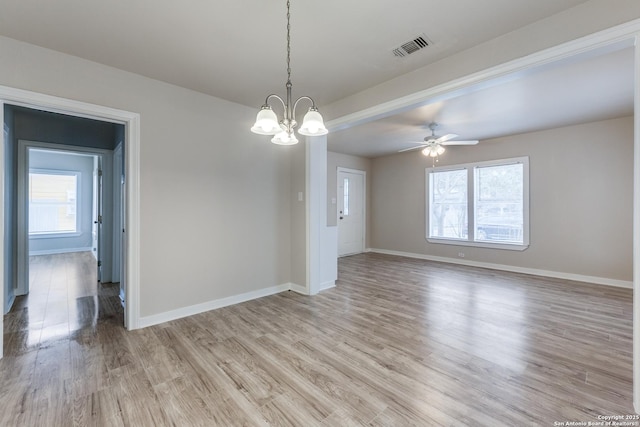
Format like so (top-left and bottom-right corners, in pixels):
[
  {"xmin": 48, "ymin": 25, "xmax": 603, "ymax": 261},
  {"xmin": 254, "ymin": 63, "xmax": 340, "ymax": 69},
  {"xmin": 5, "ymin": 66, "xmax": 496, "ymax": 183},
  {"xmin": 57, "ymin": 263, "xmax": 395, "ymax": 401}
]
[
  {"xmin": 398, "ymin": 145, "xmax": 427, "ymax": 153},
  {"xmin": 441, "ymin": 140, "xmax": 479, "ymax": 146},
  {"xmin": 435, "ymin": 133, "xmax": 458, "ymax": 143}
]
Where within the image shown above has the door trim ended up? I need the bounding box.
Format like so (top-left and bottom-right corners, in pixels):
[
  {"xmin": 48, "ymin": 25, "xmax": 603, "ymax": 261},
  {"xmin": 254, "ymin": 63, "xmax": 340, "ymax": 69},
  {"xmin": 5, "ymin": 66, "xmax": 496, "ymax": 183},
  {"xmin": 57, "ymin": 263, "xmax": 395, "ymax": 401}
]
[
  {"xmin": 0, "ymin": 85, "xmax": 141, "ymax": 342},
  {"xmin": 337, "ymin": 167, "xmax": 366, "ymax": 256}
]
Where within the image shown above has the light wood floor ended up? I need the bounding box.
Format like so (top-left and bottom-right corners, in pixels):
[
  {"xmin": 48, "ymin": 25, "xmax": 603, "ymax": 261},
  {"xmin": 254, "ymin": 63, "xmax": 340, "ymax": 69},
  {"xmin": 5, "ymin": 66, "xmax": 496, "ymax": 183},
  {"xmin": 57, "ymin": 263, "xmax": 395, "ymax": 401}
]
[{"xmin": 1, "ymin": 252, "xmax": 634, "ymax": 426}]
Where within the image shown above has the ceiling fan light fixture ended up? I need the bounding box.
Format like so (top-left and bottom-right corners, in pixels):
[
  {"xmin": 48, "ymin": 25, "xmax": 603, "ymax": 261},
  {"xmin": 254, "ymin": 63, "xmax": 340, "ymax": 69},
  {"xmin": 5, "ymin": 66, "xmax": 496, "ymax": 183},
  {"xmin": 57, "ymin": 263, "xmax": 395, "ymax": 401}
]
[
  {"xmin": 422, "ymin": 144, "xmax": 445, "ymax": 157},
  {"xmin": 399, "ymin": 122, "xmax": 477, "ymax": 157}
]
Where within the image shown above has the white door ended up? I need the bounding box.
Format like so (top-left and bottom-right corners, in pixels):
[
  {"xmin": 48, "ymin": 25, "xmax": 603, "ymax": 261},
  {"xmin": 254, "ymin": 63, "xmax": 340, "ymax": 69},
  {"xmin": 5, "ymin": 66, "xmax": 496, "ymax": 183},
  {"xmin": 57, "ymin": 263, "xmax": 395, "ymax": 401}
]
[
  {"xmin": 112, "ymin": 143, "xmax": 122, "ymax": 284},
  {"xmin": 3, "ymin": 124, "xmax": 14, "ymax": 315},
  {"xmin": 1, "ymin": 121, "xmax": 4, "ymax": 356},
  {"xmin": 112, "ymin": 142, "xmax": 125, "ymax": 305},
  {"xmin": 337, "ymin": 169, "xmax": 365, "ymax": 256},
  {"xmin": 92, "ymin": 156, "xmax": 103, "ymax": 281}
]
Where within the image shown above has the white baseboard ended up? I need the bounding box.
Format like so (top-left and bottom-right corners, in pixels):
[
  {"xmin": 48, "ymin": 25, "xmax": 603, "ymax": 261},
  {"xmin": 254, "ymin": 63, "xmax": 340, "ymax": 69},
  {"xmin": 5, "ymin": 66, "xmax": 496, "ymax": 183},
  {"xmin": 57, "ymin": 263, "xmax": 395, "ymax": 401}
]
[
  {"xmin": 289, "ymin": 283, "xmax": 308, "ymax": 295},
  {"xmin": 369, "ymin": 248, "xmax": 633, "ymax": 289},
  {"xmin": 139, "ymin": 283, "xmax": 290, "ymax": 328},
  {"xmin": 4, "ymin": 294, "xmax": 16, "ymax": 315},
  {"xmin": 29, "ymin": 247, "xmax": 92, "ymax": 256},
  {"xmin": 290, "ymin": 281, "xmax": 336, "ymax": 295},
  {"xmin": 138, "ymin": 280, "xmax": 341, "ymax": 329},
  {"xmin": 319, "ymin": 281, "xmax": 336, "ymax": 292}
]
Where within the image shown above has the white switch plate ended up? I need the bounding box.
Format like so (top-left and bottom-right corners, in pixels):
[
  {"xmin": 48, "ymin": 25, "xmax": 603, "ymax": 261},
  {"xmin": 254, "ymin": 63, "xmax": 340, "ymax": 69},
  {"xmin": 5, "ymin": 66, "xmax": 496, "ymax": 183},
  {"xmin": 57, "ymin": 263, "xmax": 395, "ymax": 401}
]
[
  {"xmin": 331, "ymin": 197, "xmax": 336, "ymax": 204},
  {"xmin": 298, "ymin": 191, "xmax": 304, "ymax": 201}
]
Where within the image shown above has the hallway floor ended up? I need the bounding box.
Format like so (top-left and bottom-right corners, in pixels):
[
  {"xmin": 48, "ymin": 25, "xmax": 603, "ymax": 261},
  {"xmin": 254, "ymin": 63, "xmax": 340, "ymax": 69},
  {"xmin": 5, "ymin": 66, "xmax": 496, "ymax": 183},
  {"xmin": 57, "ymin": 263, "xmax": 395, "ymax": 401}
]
[
  {"xmin": 4, "ymin": 251, "xmax": 122, "ymax": 350},
  {"xmin": 2, "ymin": 252, "xmax": 123, "ymax": 425}
]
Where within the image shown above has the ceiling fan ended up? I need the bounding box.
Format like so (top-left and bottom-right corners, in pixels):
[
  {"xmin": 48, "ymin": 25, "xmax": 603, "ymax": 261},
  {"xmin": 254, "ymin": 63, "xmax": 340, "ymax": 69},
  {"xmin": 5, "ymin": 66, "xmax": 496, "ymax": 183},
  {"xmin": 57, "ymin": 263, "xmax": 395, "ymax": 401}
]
[{"xmin": 398, "ymin": 123, "xmax": 479, "ymax": 157}]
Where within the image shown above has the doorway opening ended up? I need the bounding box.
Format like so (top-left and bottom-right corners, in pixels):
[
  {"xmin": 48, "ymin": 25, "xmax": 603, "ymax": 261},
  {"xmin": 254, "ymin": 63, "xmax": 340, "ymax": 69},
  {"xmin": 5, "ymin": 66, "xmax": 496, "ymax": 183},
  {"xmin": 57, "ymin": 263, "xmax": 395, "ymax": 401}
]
[
  {"xmin": 0, "ymin": 86, "xmax": 141, "ymax": 358},
  {"xmin": 5, "ymin": 106, "xmax": 127, "ymax": 340}
]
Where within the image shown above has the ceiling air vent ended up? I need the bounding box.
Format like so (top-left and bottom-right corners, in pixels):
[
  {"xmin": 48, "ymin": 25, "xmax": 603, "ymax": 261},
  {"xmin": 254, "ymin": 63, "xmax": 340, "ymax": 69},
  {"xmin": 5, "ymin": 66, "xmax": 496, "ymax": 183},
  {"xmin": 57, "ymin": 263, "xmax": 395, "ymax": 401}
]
[{"xmin": 393, "ymin": 35, "xmax": 430, "ymax": 58}]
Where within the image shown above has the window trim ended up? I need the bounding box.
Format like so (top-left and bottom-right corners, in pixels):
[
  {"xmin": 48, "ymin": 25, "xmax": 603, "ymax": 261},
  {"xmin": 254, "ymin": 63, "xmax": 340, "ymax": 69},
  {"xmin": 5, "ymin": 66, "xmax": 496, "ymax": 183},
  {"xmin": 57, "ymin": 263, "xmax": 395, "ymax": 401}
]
[
  {"xmin": 28, "ymin": 168, "xmax": 82, "ymax": 238},
  {"xmin": 426, "ymin": 156, "xmax": 529, "ymax": 251}
]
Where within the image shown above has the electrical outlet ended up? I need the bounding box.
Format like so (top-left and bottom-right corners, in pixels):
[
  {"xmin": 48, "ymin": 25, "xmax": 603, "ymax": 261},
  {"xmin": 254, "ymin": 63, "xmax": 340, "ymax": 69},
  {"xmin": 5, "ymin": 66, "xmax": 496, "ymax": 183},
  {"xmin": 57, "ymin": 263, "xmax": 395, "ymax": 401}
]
[{"xmin": 458, "ymin": 252, "xmax": 465, "ymax": 258}]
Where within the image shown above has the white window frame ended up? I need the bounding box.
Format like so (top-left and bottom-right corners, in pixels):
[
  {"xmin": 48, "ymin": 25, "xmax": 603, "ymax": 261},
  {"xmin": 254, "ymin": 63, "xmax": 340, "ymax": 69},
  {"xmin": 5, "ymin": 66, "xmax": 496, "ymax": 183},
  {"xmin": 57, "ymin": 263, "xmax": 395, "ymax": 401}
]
[
  {"xmin": 28, "ymin": 168, "xmax": 82, "ymax": 238},
  {"xmin": 426, "ymin": 156, "xmax": 530, "ymax": 251}
]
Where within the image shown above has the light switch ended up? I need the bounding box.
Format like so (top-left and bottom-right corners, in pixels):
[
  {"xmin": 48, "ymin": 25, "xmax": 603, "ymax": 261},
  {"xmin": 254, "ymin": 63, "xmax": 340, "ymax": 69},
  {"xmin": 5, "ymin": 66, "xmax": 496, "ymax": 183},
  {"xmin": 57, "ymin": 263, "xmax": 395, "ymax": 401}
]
[
  {"xmin": 331, "ymin": 197, "xmax": 336, "ymax": 205},
  {"xmin": 297, "ymin": 191, "xmax": 304, "ymax": 201}
]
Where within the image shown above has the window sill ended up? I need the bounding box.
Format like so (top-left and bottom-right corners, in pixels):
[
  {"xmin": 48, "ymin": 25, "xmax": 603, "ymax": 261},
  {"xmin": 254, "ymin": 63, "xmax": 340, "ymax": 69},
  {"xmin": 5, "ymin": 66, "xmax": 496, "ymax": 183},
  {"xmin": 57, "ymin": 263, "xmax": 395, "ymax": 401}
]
[
  {"xmin": 29, "ymin": 232, "xmax": 82, "ymax": 239},
  {"xmin": 427, "ymin": 237, "xmax": 529, "ymax": 251}
]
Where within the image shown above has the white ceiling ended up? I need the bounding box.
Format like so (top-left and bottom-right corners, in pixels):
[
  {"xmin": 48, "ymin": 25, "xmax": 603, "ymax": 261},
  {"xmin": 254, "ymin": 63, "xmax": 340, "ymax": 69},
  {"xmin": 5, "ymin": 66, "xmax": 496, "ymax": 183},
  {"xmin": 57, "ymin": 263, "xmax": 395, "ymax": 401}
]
[
  {"xmin": 0, "ymin": 0, "xmax": 632, "ymax": 158},
  {"xmin": 329, "ymin": 45, "xmax": 635, "ymax": 157}
]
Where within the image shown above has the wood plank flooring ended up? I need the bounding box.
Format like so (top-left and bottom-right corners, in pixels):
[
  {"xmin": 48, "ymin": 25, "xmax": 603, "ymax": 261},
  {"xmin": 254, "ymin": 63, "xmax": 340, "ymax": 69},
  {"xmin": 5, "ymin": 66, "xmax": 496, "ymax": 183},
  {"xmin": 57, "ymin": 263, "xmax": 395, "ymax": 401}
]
[{"xmin": 1, "ymin": 252, "xmax": 634, "ymax": 426}]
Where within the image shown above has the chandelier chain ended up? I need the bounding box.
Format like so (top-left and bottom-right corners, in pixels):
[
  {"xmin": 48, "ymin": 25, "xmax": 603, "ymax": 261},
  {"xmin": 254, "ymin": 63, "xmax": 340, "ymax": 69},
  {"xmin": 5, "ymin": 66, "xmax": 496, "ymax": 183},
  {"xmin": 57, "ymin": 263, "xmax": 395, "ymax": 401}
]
[
  {"xmin": 286, "ymin": 0, "xmax": 291, "ymax": 83},
  {"xmin": 250, "ymin": 0, "xmax": 327, "ymax": 143}
]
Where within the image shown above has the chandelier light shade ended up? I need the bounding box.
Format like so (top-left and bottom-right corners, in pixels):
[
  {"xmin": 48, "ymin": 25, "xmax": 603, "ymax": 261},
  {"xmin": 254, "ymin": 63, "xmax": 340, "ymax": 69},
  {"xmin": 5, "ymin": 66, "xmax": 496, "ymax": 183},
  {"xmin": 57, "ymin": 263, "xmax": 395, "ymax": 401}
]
[
  {"xmin": 298, "ymin": 107, "xmax": 327, "ymax": 136},
  {"xmin": 250, "ymin": 106, "xmax": 280, "ymax": 135},
  {"xmin": 250, "ymin": 0, "xmax": 328, "ymax": 144},
  {"xmin": 271, "ymin": 130, "xmax": 299, "ymax": 145}
]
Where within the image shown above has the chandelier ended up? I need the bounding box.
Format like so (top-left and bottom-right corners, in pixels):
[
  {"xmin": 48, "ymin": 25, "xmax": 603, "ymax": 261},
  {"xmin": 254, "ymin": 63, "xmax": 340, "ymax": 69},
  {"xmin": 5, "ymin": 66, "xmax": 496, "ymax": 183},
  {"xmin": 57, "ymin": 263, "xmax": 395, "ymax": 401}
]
[{"xmin": 250, "ymin": 0, "xmax": 328, "ymax": 145}]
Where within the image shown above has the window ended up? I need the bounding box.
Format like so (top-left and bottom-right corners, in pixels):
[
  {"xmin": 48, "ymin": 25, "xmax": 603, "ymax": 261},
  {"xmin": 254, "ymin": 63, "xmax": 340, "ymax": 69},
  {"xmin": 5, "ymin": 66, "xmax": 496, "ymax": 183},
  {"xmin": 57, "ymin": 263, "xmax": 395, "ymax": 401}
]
[
  {"xmin": 475, "ymin": 162, "xmax": 524, "ymax": 244},
  {"xmin": 427, "ymin": 157, "xmax": 529, "ymax": 250},
  {"xmin": 343, "ymin": 177, "xmax": 350, "ymax": 216},
  {"xmin": 29, "ymin": 170, "xmax": 80, "ymax": 235},
  {"xmin": 429, "ymin": 168, "xmax": 468, "ymax": 240}
]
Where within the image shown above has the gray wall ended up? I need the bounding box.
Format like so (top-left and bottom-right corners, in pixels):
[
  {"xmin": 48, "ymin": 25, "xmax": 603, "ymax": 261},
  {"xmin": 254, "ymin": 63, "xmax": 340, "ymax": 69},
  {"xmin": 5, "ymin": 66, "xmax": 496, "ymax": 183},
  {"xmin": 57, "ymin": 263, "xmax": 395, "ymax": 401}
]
[
  {"xmin": 28, "ymin": 150, "xmax": 94, "ymax": 254},
  {"xmin": 0, "ymin": 35, "xmax": 293, "ymax": 318},
  {"xmin": 370, "ymin": 116, "xmax": 633, "ymax": 282}
]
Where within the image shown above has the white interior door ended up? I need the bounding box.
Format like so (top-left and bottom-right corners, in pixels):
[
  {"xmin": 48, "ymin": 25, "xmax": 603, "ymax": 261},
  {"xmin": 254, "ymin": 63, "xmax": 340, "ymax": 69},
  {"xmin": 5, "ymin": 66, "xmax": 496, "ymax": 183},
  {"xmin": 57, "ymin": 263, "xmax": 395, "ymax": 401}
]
[
  {"xmin": 1, "ymin": 122, "xmax": 5, "ymax": 352},
  {"xmin": 338, "ymin": 169, "xmax": 365, "ymax": 256},
  {"xmin": 92, "ymin": 156, "xmax": 103, "ymax": 281},
  {"xmin": 112, "ymin": 143, "xmax": 122, "ymax": 284},
  {"xmin": 2, "ymin": 124, "xmax": 13, "ymax": 315},
  {"xmin": 112, "ymin": 142, "xmax": 125, "ymax": 305}
]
